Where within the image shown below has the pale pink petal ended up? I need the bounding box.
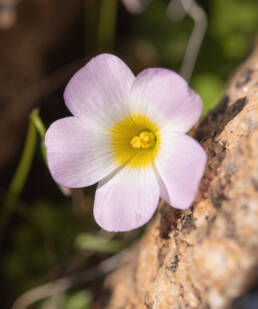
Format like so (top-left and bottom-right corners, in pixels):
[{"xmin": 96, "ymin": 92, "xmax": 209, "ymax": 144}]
[
  {"xmin": 64, "ymin": 54, "xmax": 135, "ymax": 132},
  {"xmin": 129, "ymin": 68, "xmax": 202, "ymax": 132},
  {"xmin": 155, "ymin": 130, "xmax": 206, "ymax": 209},
  {"xmin": 122, "ymin": 0, "xmax": 151, "ymax": 14},
  {"xmin": 45, "ymin": 117, "xmax": 117, "ymax": 188},
  {"xmin": 94, "ymin": 166, "xmax": 160, "ymax": 232}
]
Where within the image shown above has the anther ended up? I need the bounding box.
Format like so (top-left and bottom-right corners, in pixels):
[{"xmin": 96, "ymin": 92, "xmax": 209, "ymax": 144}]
[{"xmin": 130, "ymin": 130, "xmax": 156, "ymax": 149}]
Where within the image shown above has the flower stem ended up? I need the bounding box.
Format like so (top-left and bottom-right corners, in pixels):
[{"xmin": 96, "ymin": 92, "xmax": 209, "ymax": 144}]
[
  {"xmin": 30, "ymin": 108, "xmax": 47, "ymax": 163},
  {"xmin": 31, "ymin": 108, "xmax": 46, "ymax": 139},
  {"xmin": 97, "ymin": 0, "xmax": 118, "ymax": 52},
  {"xmin": 0, "ymin": 109, "xmax": 38, "ymax": 240}
]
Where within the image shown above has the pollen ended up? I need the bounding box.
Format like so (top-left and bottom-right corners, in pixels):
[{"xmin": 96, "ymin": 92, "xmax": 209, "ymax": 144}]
[{"xmin": 130, "ymin": 131, "xmax": 156, "ymax": 149}]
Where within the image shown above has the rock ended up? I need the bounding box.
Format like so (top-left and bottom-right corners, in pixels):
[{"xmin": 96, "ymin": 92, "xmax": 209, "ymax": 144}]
[{"xmin": 95, "ymin": 43, "xmax": 258, "ymax": 309}]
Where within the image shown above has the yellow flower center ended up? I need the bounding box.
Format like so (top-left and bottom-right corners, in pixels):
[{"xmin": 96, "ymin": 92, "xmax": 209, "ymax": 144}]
[
  {"xmin": 109, "ymin": 114, "xmax": 160, "ymax": 168},
  {"xmin": 130, "ymin": 131, "xmax": 156, "ymax": 149}
]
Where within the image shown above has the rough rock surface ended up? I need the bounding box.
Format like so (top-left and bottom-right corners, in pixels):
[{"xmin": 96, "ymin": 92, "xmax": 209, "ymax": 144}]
[{"xmin": 96, "ymin": 44, "xmax": 258, "ymax": 309}]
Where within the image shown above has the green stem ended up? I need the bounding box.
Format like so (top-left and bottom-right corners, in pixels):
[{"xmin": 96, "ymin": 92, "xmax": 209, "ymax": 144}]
[
  {"xmin": 31, "ymin": 109, "xmax": 47, "ymax": 163},
  {"xmin": 84, "ymin": 0, "xmax": 101, "ymax": 54},
  {"xmin": 97, "ymin": 0, "xmax": 118, "ymax": 52},
  {"xmin": 31, "ymin": 109, "xmax": 71, "ymax": 197},
  {"xmin": 0, "ymin": 110, "xmax": 38, "ymax": 239},
  {"xmin": 31, "ymin": 109, "xmax": 46, "ymax": 139}
]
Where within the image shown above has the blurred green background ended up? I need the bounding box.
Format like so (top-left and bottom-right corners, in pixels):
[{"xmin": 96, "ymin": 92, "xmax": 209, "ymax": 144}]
[{"xmin": 0, "ymin": 0, "xmax": 257, "ymax": 308}]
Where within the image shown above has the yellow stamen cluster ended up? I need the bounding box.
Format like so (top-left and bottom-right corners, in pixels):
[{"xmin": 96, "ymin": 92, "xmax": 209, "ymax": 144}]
[
  {"xmin": 130, "ymin": 131, "xmax": 156, "ymax": 149},
  {"xmin": 109, "ymin": 114, "xmax": 160, "ymax": 168}
]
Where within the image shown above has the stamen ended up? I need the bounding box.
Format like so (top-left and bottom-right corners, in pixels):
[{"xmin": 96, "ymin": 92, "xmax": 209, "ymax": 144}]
[{"xmin": 130, "ymin": 130, "xmax": 156, "ymax": 149}]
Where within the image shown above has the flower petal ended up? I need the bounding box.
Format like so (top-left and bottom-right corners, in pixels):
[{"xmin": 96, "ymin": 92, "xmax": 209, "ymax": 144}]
[
  {"xmin": 93, "ymin": 166, "xmax": 160, "ymax": 232},
  {"xmin": 45, "ymin": 117, "xmax": 118, "ymax": 188},
  {"xmin": 64, "ymin": 54, "xmax": 135, "ymax": 132},
  {"xmin": 122, "ymin": 0, "xmax": 150, "ymax": 14},
  {"xmin": 155, "ymin": 130, "xmax": 206, "ymax": 209},
  {"xmin": 129, "ymin": 68, "xmax": 202, "ymax": 132}
]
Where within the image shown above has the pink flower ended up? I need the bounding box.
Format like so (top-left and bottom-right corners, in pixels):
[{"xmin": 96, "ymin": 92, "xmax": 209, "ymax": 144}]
[
  {"xmin": 121, "ymin": 0, "xmax": 151, "ymax": 14},
  {"xmin": 45, "ymin": 54, "xmax": 206, "ymax": 232}
]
